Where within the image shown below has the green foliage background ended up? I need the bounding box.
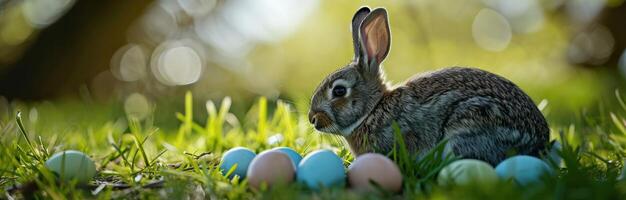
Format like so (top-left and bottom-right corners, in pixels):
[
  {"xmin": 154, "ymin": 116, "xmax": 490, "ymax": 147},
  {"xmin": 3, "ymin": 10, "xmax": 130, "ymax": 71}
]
[{"xmin": 1, "ymin": 0, "xmax": 626, "ymax": 199}]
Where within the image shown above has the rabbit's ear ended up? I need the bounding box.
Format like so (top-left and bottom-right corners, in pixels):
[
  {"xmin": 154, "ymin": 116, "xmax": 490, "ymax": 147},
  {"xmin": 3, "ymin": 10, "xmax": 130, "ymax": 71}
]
[
  {"xmin": 351, "ymin": 7, "xmax": 370, "ymax": 60},
  {"xmin": 358, "ymin": 8, "xmax": 390, "ymax": 75}
]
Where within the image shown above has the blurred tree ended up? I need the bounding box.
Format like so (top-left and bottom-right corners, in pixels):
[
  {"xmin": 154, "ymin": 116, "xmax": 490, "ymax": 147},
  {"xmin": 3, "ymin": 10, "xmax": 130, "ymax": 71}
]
[{"xmin": 0, "ymin": 0, "xmax": 152, "ymax": 100}]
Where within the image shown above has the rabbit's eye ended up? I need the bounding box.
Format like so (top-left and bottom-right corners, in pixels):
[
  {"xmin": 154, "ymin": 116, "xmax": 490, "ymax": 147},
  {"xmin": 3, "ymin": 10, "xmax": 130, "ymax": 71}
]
[{"xmin": 332, "ymin": 86, "xmax": 347, "ymax": 97}]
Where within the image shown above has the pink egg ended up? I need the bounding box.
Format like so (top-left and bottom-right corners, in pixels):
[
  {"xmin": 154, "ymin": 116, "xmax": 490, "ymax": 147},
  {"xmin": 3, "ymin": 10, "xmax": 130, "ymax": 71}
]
[
  {"xmin": 348, "ymin": 153, "xmax": 403, "ymax": 193},
  {"xmin": 247, "ymin": 150, "xmax": 295, "ymax": 189}
]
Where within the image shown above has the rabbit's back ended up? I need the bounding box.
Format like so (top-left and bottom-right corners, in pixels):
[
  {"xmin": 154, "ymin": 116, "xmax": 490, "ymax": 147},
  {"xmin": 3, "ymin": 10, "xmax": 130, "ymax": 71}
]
[
  {"xmin": 405, "ymin": 67, "xmax": 547, "ymax": 135},
  {"xmin": 397, "ymin": 67, "xmax": 549, "ymax": 164}
]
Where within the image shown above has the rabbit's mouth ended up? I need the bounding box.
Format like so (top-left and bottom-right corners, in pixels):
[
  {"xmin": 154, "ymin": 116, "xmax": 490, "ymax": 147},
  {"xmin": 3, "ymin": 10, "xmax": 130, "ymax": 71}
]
[
  {"xmin": 309, "ymin": 110, "xmax": 366, "ymax": 136},
  {"xmin": 309, "ymin": 111, "xmax": 333, "ymax": 131}
]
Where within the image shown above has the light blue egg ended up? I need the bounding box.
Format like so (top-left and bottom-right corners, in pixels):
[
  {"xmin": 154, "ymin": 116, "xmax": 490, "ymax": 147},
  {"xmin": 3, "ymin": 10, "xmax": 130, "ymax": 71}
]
[
  {"xmin": 220, "ymin": 147, "xmax": 256, "ymax": 179},
  {"xmin": 45, "ymin": 150, "xmax": 96, "ymax": 183},
  {"xmin": 273, "ymin": 147, "xmax": 302, "ymax": 169},
  {"xmin": 495, "ymin": 155, "xmax": 554, "ymax": 186},
  {"xmin": 297, "ymin": 149, "xmax": 346, "ymax": 190}
]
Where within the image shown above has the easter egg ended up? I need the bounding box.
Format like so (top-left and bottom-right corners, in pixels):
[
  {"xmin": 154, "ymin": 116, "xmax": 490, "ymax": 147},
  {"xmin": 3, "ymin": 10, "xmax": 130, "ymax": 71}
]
[
  {"xmin": 347, "ymin": 153, "xmax": 403, "ymax": 193},
  {"xmin": 437, "ymin": 159, "xmax": 498, "ymax": 186},
  {"xmin": 220, "ymin": 147, "xmax": 256, "ymax": 179},
  {"xmin": 45, "ymin": 150, "xmax": 96, "ymax": 183},
  {"xmin": 297, "ymin": 150, "xmax": 346, "ymax": 190},
  {"xmin": 272, "ymin": 147, "xmax": 302, "ymax": 169},
  {"xmin": 495, "ymin": 155, "xmax": 554, "ymax": 186},
  {"xmin": 247, "ymin": 150, "xmax": 295, "ymax": 189}
]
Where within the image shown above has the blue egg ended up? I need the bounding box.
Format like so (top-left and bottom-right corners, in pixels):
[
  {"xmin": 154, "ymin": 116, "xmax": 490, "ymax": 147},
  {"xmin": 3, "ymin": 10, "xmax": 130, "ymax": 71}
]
[
  {"xmin": 273, "ymin": 147, "xmax": 302, "ymax": 169},
  {"xmin": 297, "ymin": 150, "xmax": 346, "ymax": 190},
  {"xmin": 220, "ymin": 147, "xmax": 256, "ymax": 179},
  {"xmin": 495, "ymin": 155, "xmax": 554, "ymax": 186},
  {"xmin": 45, "ymin": 150, "xmax": 96, "ymax": 183}
]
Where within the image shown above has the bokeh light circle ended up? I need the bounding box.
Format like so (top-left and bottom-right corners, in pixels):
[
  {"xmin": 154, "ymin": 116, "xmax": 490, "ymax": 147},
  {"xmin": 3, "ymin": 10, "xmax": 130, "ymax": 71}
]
[
  {"xmin": 472, "ymin": 9, "xmax": 512, "ymax": 52},
  {"xmin": 124, "ymin": 93, "xmax": 151, "ymax": 120},
  {"xmin": 22, "ymin": 0, "xmax": 76, "ymax": 28},
  {"xmin": 494, "ymin": 0, "xmax": 545, "ymax": 33},
  {"xmin": 29, "ymin": 108, "xmax": 39, "ymax": 123},
  {"xmin": 567, "ymin": 25, "xmax": 615, "ymax": 65},
  {"xmin": 151, "ymin": 41, "xmax": 204, "ymax": 86},
  {"xmin": 111, "ymin": 44, "xmax": 148, "ymax": 82}
]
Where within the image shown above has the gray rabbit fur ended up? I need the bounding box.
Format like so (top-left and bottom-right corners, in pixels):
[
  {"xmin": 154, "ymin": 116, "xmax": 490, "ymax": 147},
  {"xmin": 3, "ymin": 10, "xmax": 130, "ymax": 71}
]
[{"xmin": 308, "ymin": 7, "xmax": 549, "ymax": 166}]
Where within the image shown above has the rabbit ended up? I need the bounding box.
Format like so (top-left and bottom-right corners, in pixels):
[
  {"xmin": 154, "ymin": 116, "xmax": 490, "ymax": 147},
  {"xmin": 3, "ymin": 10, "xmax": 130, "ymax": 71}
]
[{"xmin": 308, "ymin": 7, "xmax": 549, "ymax": 166}]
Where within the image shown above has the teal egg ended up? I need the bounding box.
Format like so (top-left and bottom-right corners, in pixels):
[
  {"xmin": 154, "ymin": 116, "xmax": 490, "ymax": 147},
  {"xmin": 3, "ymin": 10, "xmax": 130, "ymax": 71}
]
[
  {"xmin": 297, "ymin": 150, "xmax": 346, "ymax": 190},
  {"xmin": 437, "ymin": 159, "xmax": 498, "ymax": 186},
  {"xmin": 220, "ymin": 147, "xmax": 256, "ymax": 179},
  {"xmin": 272, "ymin": 147, "xmax": 302, "ymax": 169},
  {"xmin": 495, "ymin": 155, "xmax": 554, "ymax": 186},
  {"xmin": 45, "ymin": 150, "xmax": 96, "ymax": 183}
]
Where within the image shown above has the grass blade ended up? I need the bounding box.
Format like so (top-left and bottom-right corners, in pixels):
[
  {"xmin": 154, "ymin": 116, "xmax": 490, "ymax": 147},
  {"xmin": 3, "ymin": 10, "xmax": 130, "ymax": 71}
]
[{"xmin": 15, "ymin": 112, "xmax": 40, "ymax": 161}]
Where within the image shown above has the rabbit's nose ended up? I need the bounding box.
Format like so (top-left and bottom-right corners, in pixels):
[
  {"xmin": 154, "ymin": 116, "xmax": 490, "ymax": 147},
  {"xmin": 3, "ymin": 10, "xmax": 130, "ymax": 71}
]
[
  {"xmin": 308, "ymin": 110, "xmax": 317, "ymax": 125},
  {"xmin": 309, "ymin": 109, "xmax": 330, "ymax": 129}
]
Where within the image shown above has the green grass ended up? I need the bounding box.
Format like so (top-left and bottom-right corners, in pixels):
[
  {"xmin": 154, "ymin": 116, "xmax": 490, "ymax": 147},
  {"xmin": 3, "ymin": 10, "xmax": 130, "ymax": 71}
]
[{"xmin": 2, "ymin": 91, "xmax": 626, "ymax": 199}]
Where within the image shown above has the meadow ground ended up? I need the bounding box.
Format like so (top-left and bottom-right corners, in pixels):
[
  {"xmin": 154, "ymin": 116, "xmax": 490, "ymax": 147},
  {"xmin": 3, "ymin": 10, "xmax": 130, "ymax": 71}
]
[{"xmin": 2, "ymin": 92, "xmax": 626, "ymax": 199}]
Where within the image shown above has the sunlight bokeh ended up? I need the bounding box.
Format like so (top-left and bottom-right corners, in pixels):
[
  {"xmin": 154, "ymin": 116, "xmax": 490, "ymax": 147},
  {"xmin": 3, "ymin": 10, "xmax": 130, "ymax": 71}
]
[{"xmin": 0, "ymin": 0, "xmax": 624, "ymax": 122}]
